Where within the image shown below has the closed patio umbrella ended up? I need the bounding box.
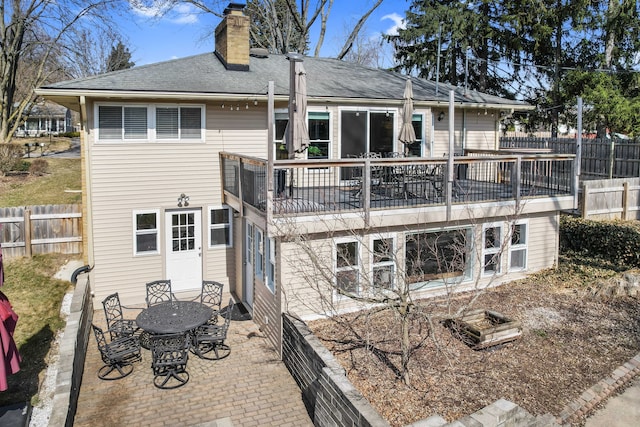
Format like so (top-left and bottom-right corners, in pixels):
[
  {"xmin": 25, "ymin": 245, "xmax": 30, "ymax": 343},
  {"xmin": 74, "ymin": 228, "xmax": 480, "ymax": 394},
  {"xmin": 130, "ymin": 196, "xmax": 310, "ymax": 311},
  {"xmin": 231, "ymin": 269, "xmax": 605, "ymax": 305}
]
[
  {"xmin": 284, "ymin": 54, "xmax": 310, "ymax": 158},
  {"xmin": 399, "ymin": 78, "xmax": 417, "ymax": 156},
  {"xmin": 0, "ymin": 236, "xmax": 21, "ymax": 392}
]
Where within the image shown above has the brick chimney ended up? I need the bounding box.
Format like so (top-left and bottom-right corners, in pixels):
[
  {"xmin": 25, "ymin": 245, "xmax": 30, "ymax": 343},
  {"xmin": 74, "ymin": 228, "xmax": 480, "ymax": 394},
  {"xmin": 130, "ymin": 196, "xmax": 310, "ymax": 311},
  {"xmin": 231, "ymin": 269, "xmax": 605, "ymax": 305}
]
[{"xmin": 215, "ymin": 3, "xmax": 250, "ymax": 71}]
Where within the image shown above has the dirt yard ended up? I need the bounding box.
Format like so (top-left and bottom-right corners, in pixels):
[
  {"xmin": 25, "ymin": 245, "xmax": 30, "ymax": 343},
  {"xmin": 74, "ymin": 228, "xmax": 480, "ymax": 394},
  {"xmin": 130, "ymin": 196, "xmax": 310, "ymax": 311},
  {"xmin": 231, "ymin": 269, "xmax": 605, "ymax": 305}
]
[{"xmin": 309, "ymin": 258, "xmax": 640, "ymax": 426}]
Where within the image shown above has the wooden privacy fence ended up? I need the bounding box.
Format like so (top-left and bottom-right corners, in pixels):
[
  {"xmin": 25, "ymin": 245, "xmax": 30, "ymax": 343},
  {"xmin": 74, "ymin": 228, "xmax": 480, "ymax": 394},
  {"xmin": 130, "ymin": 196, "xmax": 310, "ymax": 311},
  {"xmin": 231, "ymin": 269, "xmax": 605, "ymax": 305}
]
[
  {"xmin": 580, "ymin": 178, "xmax": 640, "ymax": 220},
  {"xmin": 500, "ymin": 137, "xmax": 640, "ymax": 180},
  {"xmin": 0, "ymin": 204, "xmax": 82, "ymax": 259}
]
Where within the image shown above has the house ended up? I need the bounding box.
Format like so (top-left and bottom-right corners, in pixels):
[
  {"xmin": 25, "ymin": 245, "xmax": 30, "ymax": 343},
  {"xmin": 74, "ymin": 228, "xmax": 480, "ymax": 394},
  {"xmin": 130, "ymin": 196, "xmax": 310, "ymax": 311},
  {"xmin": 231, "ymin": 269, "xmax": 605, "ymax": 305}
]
[
  {"xmin": 14, "ymin": 101, "xmax": 75, "ymax": 137},
  {"xmin": 36, "ymin": 3, "xmax": 576, "ymax": 354}
]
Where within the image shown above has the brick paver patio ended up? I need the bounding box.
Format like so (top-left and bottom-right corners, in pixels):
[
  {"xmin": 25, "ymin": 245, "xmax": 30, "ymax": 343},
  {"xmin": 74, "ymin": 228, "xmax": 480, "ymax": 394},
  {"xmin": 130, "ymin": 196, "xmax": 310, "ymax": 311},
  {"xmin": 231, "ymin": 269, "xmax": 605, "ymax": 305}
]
[{"xmin": 75, "ymin": 307, "xmax": 313, "ymax": 427}]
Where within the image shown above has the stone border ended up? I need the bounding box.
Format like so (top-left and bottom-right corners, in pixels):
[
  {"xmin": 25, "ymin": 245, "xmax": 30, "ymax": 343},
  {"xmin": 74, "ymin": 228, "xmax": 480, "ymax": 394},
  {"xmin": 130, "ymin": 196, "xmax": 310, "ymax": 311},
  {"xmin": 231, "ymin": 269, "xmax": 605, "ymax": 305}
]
[
  {"xmin": 282, "ymin": 313, "xmax": 391, "ymax": 427},
  {"xmin": 556, "ymin": 352, "xmax": 640, "ymax": 425},
  {"xmin": 48, "ymin": 276, "xmax": 93, "ymax": 427}
]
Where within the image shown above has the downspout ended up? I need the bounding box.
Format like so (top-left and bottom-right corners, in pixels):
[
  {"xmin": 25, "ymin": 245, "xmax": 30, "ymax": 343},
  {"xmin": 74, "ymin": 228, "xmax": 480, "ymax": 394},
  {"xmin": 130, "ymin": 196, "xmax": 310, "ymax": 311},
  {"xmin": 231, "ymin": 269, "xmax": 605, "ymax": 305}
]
[
  {"xmin": 71, "ymin": 264, "xmax": 93, "ymax": 284},
  {"xmin": 79, "ymin": 96, "xmax": 94, "ymax": 269}
]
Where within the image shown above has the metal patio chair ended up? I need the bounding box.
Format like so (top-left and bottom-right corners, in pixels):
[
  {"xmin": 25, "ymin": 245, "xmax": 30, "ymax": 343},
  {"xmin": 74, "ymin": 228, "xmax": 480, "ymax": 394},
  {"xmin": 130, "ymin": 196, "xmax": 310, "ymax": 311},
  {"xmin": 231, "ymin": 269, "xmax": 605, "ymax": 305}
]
[
  {"xmin": 102, "ymin": 292, "xmax": 139, "ymax": 340},
  {"xmin": 91, "ymin": 324, "xmax": 141, "ymax": 380},
  {"xmin": 200, "ymin": 280, "xmax": 224, "ymax": 324},
  {"xmin": 149, "ymin": 332, "xmax": 191, "ymax": 389},
  {"xmin": 191, "ymin": 298, "xmax": 233, "ymax": 360},
  {"xmin": 145, "ymin": 279, "xmax": 174, "ymax": 307}
]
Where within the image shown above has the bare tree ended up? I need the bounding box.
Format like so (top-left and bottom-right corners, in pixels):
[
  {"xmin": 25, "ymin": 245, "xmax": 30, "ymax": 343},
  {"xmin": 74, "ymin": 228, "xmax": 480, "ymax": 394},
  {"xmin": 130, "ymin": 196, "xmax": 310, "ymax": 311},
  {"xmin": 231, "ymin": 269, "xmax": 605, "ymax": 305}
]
[
  {"xmin": 0, "ymin": 0, "xmax": 123, "ymax": 142},
  {"xmin": 272, "ymin": 199, "xmax": 526, "ymax": 386},
  {"xmin": 132, "ymin": 0, "xmax": 385, "ymax": 57}
]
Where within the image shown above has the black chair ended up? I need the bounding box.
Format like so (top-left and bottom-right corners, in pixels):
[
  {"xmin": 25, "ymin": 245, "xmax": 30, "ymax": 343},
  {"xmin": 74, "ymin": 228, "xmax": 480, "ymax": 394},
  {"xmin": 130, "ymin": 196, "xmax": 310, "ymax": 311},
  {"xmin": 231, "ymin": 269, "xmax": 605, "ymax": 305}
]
[
  {"xmin": 149, "ymin": 333, "xmax": 191, "ymax": 389},
  {"xmin": 91, "ymin": 324, "xmax": 141, "ymax": 380},
  {"xmin": 102, "ymin": 292, "xmax": 139, "ymax": 340},
  {"xmin": 191, "ymin": 298, "xmax": 233, "ymax": 360},
  {"xmin": 146, "ymin": 280, "xmax": 173, "ymax": 307},
  {"xmin": 200, "ymin": 280, "xmax": 224, "ymax": 324}
]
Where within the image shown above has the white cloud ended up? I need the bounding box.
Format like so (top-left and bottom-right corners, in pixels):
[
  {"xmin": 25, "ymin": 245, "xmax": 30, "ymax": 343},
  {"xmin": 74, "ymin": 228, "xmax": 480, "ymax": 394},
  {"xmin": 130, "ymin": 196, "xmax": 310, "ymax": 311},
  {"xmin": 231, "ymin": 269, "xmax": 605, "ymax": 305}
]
[
  {"xmin": 381, "ymin": 13, "xmax": 405, "ymax": 36},
  {"xmin": 129, "ymin": 1, "xmax": 198, "ymax": 24}
]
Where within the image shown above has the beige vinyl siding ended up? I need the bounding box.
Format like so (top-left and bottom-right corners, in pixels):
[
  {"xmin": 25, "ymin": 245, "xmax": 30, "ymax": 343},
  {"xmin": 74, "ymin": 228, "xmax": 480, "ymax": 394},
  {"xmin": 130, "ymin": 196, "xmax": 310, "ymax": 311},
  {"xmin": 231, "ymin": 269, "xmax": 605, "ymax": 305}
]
[
  {"xmin": 280, "ymin": 211, "xmax": 560, "ymax": 320},
  {"xmin": 432, "ymin": 109, "xmax": 498, "ymax": 156},
  {"xmin": 464, "ymin": 110, "xmax": 499, "ymax": 151},
  {"xmin": 86, "ymin": 100, "xmax": 269, "ymax": 305}
]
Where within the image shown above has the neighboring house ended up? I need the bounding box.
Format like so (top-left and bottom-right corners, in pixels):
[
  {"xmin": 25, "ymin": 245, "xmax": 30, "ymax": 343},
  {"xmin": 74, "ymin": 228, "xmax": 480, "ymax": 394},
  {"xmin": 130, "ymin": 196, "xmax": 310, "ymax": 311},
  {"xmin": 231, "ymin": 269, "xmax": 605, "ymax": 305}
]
[
  {"xmin": 37, "ymin": 4, "xmax": 576, "ymax": 354},
  {"xmin": 14, "ymin": 101, "xmax": 74, "ymax": 137}
]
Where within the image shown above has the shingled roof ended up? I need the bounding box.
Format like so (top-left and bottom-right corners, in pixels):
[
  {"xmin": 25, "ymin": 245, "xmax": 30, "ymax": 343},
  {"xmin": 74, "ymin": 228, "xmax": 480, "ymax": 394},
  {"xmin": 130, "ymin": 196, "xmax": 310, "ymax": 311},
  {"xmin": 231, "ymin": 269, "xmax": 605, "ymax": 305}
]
[{"xmin": 38, "ymin": 52, "xmax": 529, "ymax": 111}]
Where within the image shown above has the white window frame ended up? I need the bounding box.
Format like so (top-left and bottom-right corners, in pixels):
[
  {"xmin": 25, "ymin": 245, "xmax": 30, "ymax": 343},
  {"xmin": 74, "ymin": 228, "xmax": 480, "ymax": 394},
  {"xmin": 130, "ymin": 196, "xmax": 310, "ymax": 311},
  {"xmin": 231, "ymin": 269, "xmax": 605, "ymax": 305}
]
[
  {"xmin": 405, "ymin": 226, "xmax": 472, "ymax": 288},
  {"xmin": 255, "ymin": 227, "xmax": 264, "ymax": 281},
  {"xmin": 334, "ymin": 237, "xmax": 361, "ymax": 299},
  {"xmin": 482, "ymin": 223, "xmax": 503, "ymax": 276},
  {"xmin": 265, "ymin": 237, "xmax": 276, "ymax": 294},
  {"xmin": 97, "ymin": 104, "xmax": 150, "ymax": 142},
  {"xmin": 307, "ymin": 110, "xmax": 332, "ymax": 161},
  {"xmin": 408, "ymin": 113, "xmax": 425, "ymax": 157},
  {"xmin": 370, "ymin": 234, "xmax": 396, "ymax": 292},
  {"xmin": 208, "ymin": 205, "xmax": 233, "ymax": 248},
  {"xmin": 95, "ymin": 103, "xmax": 205, "ymax": 143},
  {"xmin": 132, "ymin": 209, "xmax": 160, "ymax": 256},
  {"xmin": 508, "ymin": 220, "xmax": 528, "ymax": 272}
]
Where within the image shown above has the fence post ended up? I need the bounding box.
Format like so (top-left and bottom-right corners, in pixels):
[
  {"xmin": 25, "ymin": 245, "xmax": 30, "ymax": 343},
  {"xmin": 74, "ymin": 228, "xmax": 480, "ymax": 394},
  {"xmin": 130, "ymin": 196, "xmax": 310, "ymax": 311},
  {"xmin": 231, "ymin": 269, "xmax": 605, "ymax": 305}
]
[
  {"xmin": 622, "ymin": 181, "xmax": 629, "ymax": 221},
  {"xmin": 608, "ymin": 139, "xmax": 615, "ymax": 179},
  {"xmin": 24, "ymin": 209, "xmax": 32, "ymax": 257},
  {"xmin": 581, "ymin": 183, "xmax": 589, "ymax": 218}
]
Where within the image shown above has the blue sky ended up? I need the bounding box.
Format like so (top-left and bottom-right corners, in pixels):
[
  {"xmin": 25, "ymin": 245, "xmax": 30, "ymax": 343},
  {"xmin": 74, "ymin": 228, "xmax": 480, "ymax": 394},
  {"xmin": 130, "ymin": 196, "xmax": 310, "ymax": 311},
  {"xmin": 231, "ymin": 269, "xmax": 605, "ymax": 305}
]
[{"xmin": 123, "ymin": 1, "xmax": 406, "ymax": 66}]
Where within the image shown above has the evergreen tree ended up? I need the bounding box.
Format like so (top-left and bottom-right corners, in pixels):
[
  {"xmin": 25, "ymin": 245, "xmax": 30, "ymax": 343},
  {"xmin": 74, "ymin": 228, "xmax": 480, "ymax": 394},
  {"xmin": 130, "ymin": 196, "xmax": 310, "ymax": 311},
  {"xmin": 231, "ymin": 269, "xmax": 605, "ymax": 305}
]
[{"xmin": 106, "ymin": 42, "xmax": 135, "ymax": 72}]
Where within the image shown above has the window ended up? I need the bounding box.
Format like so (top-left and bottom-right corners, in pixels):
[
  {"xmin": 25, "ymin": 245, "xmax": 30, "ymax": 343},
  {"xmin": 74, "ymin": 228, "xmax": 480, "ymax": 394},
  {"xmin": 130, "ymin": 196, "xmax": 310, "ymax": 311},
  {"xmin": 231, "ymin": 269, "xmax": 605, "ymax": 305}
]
[
  {"xmin": 407, "ymin": 114, "xmax": 424, "ymax": 157},
  {"xmin": 405, "ymin": 229, "xmax": 469, "ymax": 285},
  {"xmin": 509, "ymin": 222, "xmax": 528, "ymax": 271},
  {"xmin": 483, "ymin": 224, "xmax": 502, "ymax": 275},
  {"xmin": 156, "ymin": 106, "xmax": 202, "ymax": 139},
  {"xmin": 372, "ymin": 236, "xmax": 395, "ymax": 292},
  {"xmin": 274, "ymin": 110, "xmax": 331, "ymax": 161},
  {"xmin": 97, "ymin": 104, "xmax": 203, "ymax": 142},
  {"xmin": 340, "ymin": 110, "xmax": 395, "ymax": 160},
  {"xmin": 255, "ymin": 227, "xmax": 264, "ymax": 280},
  {"xmin": 209, "ymin": 206, "xmax": 232, "ymax": 248},
  {"xmin": 335, "ymin": 240, "xmax": 360, "ymax": 297},
  {"xmin": 308, "ymin": 112, "xmax": 330, "ymax": 160},
  {"xmin": 133, "ymin": 210, "xmax": 159, "ymax": 255},
  {"xmin": 266, "ymin": 237, "xmax": 276, "ymax": 293},
  {"xmin": 99, "ymin": 106, "xmax": 148, "ymax": 140},
  {"xmin": 274, "ymin": 111, "xmax": 289, "ymax": 160}
]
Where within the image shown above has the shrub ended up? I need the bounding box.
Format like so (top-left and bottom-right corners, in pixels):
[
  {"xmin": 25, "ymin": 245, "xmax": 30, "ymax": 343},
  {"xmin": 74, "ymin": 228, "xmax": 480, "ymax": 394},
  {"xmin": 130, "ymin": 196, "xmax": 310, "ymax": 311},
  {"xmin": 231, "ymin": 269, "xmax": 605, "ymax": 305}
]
[
  {"xmin": 29, "ymin": 158, "xmax": 49, "ymax": 176},
  {"xmin": 59, "ymin": 131, "xmax": 80, "ymax": 138},
  {"xmin": 0, "ymin": 143, "xmax": 24, "ymax": 175},
  {"xmin": 560, "ymin": 215, "xmax": 640, "ymax": 267}
]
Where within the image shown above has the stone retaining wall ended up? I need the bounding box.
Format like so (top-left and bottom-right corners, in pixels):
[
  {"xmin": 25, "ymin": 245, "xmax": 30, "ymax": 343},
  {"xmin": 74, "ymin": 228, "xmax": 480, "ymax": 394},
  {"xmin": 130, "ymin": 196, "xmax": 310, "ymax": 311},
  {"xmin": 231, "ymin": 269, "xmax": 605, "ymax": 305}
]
[
  {"xmin": 48, "ymin": 276, "xmax": 93, "ymax": 427},
  {"xmin": 282, "ymin": 314, "xmax": 390, "ymax": 427}
]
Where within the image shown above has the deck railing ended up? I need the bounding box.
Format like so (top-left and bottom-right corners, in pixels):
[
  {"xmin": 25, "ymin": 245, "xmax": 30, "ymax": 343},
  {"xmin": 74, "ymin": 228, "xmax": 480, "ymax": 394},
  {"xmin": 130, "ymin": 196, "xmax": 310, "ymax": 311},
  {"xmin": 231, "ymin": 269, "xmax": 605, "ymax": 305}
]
[{"xmin": 220, "ymin": 152, "xmax": 575, "ymax": 217}]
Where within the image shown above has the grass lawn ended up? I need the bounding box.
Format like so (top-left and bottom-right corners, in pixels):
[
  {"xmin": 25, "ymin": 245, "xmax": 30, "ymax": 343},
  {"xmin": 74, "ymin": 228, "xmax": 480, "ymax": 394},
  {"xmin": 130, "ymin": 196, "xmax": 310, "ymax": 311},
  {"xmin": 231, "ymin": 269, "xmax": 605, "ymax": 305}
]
[
  {"xmin": 0, "ymin": 254, "xmax": 77, "ymax": 407},
  {"xmin": 0, "ymin": 157, "xmax": 81, "ymax": 206}
]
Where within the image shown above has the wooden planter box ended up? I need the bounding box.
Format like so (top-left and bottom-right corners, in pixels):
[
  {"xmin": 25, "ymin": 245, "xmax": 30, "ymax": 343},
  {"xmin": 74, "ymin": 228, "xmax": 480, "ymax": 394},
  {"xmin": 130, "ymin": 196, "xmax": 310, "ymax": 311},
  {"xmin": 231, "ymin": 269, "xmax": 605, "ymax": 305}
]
[{"xmin": 443, "ymin": 309, "xmax": 522, "ymax": 350}]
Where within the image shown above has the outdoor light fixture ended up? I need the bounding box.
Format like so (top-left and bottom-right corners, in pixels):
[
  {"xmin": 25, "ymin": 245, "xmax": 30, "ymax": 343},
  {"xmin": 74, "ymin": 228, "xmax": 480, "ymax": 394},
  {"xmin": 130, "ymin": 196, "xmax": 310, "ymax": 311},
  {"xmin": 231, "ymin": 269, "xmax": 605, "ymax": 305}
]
[
  {"xmin": 245, "ymin": 102, "xmax": 249, "ymax": 110},
  {"xmin": 438, "ymin": 111, "xmax": 445, "ymax": 121},
  {"xmin": 177, "ymin": 193, "xmax": 189, "ymax": 207},
  {"xmin": 254, "ymin": 99, "xmax": 258, "ymax": 106},
  {"xmin": 221, "ymin": 103, "xmax": 225, "ymax": 109}
]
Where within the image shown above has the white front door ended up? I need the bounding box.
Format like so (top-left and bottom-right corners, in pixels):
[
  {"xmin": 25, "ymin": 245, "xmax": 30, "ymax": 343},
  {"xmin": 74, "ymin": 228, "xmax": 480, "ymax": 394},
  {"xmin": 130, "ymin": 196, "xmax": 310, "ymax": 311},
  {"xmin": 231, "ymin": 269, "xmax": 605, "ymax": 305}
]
[
  {"xmin": 244, "ymin": 221, "xmax": 254, "ymax": 309},
  {"xmin": 165, "ymin": 209, "xmax": 202, "ymax": 293}
]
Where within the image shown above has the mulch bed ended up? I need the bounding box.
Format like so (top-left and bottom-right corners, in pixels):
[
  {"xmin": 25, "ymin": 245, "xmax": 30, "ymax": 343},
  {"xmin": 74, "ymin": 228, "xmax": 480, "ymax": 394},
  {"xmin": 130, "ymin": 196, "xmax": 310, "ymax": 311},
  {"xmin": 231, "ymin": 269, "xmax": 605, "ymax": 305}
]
[{"xmin": 308, "ymin": 265, "xmax": 640, "ymax": 426}]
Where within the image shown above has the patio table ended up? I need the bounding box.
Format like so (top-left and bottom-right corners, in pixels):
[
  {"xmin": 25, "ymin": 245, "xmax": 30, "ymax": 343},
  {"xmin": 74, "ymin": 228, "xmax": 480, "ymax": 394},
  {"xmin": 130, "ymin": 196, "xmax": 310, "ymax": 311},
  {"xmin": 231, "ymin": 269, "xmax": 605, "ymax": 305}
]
[{"xmin": 136, "ymin": 301, "xmax": 213, "ymax": 334}]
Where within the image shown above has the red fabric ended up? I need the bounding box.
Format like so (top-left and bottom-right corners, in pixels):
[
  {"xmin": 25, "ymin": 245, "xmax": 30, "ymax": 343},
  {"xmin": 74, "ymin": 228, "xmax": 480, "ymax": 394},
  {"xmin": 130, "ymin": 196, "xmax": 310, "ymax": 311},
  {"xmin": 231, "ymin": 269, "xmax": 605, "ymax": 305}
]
[{"xmin": 0, "ymin": 292, "xmax": 20, "ymax": 392}]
